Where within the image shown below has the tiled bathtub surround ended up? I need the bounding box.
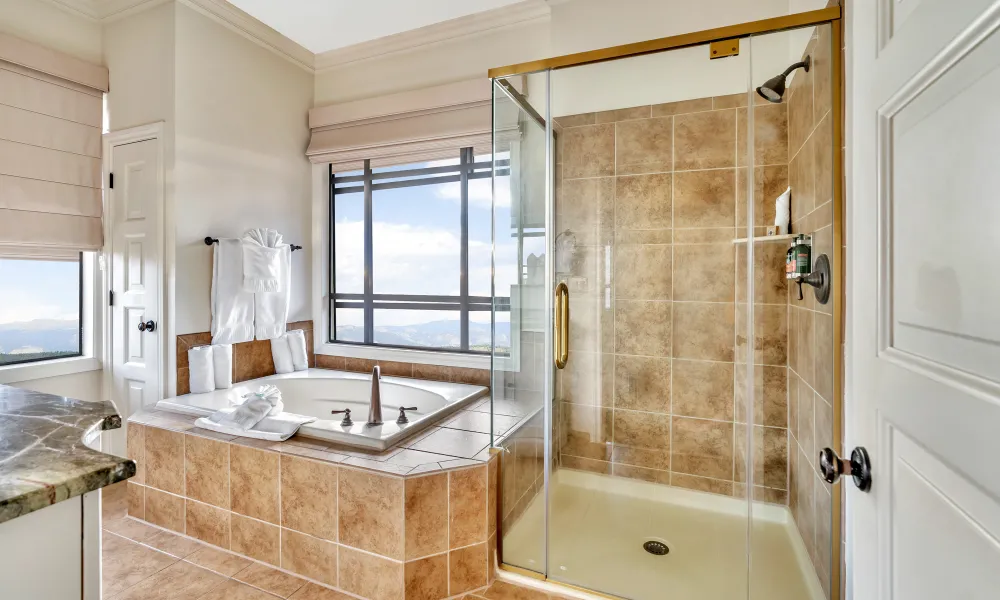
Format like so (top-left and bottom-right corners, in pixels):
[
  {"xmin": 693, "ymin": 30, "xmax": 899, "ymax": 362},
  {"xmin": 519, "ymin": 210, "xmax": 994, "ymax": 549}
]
[
  {"xmin": 177, "ymin": 321, "xmax": 490, "ymax": 396},
  {"xmin": 784, "ymin": 24, "xmax": 836, "ymax": 597},
  {"xmin": 127, "ymin": 410, "xmax": 500, "ymax": 600},
  {"xmin": 553, "ymin": 93, "xmax": 790, "ymax": 500}
]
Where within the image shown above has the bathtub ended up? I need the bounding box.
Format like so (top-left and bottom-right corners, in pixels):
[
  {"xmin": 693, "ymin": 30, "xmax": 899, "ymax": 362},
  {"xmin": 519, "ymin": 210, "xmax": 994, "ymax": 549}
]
[{"xmin": 156, "ymin": 369, "xmax": 488, "ymax": 450}]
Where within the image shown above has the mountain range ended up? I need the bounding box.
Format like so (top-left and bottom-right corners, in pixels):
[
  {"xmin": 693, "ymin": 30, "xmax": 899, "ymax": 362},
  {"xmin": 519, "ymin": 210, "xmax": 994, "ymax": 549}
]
[
  {"xmin": 336, "ymin": 319, "xmax": 510, "ymax": 349},
  {"xmin": 0, "ymin": 319, "xmax": 80, "ymax": 354}
]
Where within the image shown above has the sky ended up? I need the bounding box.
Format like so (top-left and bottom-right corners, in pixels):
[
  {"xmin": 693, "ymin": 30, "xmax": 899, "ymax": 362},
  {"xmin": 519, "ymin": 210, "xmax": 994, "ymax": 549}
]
[
  {"xmin": 0, "ymin": 258, "xmax": 80, "ymax": 325},
  {"xmin": 333, "ymin": 155, "xmax": 525, "ymax": 328}
]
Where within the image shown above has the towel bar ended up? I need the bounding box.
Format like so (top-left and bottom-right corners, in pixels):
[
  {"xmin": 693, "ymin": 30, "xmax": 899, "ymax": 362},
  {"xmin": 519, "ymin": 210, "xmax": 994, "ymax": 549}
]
[{"xmin": 204, "ymin": 237, "xmax": 302, "ymax": 251}]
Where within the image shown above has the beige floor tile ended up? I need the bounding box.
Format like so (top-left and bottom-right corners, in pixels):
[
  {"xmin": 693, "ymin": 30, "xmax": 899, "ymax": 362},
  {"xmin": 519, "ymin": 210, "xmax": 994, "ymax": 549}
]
[
  {"xmin": 196, "ymin": 579, "xmax": 277, "ymax": 600},
  {"xmin": 233, "ymin": 562, "xmax": 307, "ymax": 598},
  {"xmin": 144, "ymin": 529, "xmax": 206, "ymax": 559},
  {"xmin": 184, "ymin": 546, "xmax": 252, "ymax": 577},
  {"xmin": 288, "ymin": 582, "xmax": 355, "ymax": 599},
  {"xmin": 103, "ymin": 516, "xmax": 165, "ymax": 544},
  {"xmin": 108, "ymin": 558, "xmax": 225, "ymax": 600},
  {"xmin": 102, "ymin": 531, "xmax": 178, "ymax": 598}
]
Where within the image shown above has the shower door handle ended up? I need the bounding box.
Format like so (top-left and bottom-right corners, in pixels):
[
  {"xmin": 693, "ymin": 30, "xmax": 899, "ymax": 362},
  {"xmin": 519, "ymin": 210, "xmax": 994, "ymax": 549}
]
[{"xmin": 554, "ymin": 282, "xmax": 569, "ymax": 369}]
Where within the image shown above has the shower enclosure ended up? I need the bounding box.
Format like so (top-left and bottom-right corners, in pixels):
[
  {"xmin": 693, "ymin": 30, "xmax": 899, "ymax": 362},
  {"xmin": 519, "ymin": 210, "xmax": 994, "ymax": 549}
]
[{"xmin": 489, "ymin": 7, "xmax": 842, "ymax": 600}]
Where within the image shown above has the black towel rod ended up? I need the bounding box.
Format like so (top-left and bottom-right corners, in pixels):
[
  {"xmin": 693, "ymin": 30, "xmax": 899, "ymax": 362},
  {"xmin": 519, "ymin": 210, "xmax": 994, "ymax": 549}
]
[{"xmin": 205, "ymin": 236, "xmax": 302, "ymax": 252}]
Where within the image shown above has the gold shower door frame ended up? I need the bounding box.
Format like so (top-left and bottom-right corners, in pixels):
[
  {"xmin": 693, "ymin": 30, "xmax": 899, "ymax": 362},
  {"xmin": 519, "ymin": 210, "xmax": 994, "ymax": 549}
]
[{"xmin": 490, "ymin": 5, "xmax": 844, "ymax": 599}]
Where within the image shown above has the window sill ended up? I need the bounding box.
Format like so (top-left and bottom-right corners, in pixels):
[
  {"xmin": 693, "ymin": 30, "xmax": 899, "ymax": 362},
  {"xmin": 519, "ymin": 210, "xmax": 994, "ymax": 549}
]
[
  {"xmin": 0, "ymin": 356, "xmax": 102, "ymax": 385},
  {"xmin": 316, "ymin": 343, "xmax": 490, "ymax": 370}
]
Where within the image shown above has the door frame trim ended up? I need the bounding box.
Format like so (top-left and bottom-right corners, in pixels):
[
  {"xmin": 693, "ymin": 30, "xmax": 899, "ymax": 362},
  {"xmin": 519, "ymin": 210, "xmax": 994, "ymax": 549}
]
[{"xmin": 102, "ymin": 122, "xmax": 169, "ymax": 442}]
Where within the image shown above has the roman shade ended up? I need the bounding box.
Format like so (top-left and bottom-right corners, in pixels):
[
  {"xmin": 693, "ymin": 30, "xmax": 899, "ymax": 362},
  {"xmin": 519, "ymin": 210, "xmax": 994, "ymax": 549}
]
[
  {"xmin": 307, "ymin": 78, "xmax": 504, "ymax": 172},
  {"xmin": 0, "ymin": 33, "xmax": 108, "ymax": 257}
]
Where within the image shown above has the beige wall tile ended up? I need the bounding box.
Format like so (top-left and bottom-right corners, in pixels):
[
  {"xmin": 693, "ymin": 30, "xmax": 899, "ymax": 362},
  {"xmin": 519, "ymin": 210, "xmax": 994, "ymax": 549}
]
[
  {"xmin": 813, "ymin": 112, "xmax": 834, "ymax": 208},
  {"xmin": 797, "ymin": 383, "xmax": 816, "ymax": 465},
  {"xmin": 596, "ymin": 105, "xmax": 651, "ymax": 124},
  {"xmin": 146, "ymin": 427, "xmax": 184, "ymax": 494},
  {"xmin": 230, "ymin": 445, "xmax": 280, "ymax": 524},
  {"xmin": 127, "ymin": 481, "xmax": 144, "ymax": 519},
  {"xmin": 449, "ymin": 543, "xmax": 487, "ymax": 596},
  {"xmin": 612, "ymin": 463, "xmax": 670, "ymax": 485},
  {"xmin": 487, "ymin": 457, "xmax": 499, "ymax": 538},
  {"xmin": 674, "ymin": 109, "xmax": 737, "ymax": 170},
  {"xmin": 280, "ymin": 529, "xmax": 337, "ymax": 587},
  {"xmin": 672, "ymin": 302, "xmax": 734, "ymax": 362},
  {"xmin": 789, "ymin": 134, "xmax": 816, "ymax": 221},
  {"xmin": 404, "ymin": 473, "xmax": 448, "ymax": 560},
  {"xmin": 739, "ymin": 104, "xmax": 789, "ymax": 167},
  {"xmin": 339, "ymin": 467, "xmax": 404, "ymax": 559},
  {"xmin": 561, "ymin": 404, "xmax": 612, "ymax": 461},
  {"xmin": 185, "ymin": 434, "xmax": 229, "ymax": 509},
  {"xmin": 450, "ymin": 466, "xmax": 488, "ymax": 549},
  {"xmin": 672, "ymin": 473, "xmax": 734, "ymax": 495},
  {"xmin": 787, "ymin": 57, "xmax": 814, "ymax": 156},
  {"xmin": 315, "ymin": 354, "xmax": 346, "ymax": 371},
  {"xmin": 339, "ymin": 546, "xmax": 404, "ymax": 600},
  {"xmin": 673, "ymin": 228, "xmax": 734, "ymax": 244},
  {"xmin": 231, "ymin": 514, "xmax": 280, "ymax": 566},
  {"xmin": 673, "ymin": 169, "xmax": 736, "ymax": 228},
  {"xmin": 613, "ymin": 244, "xmax": 671, "ymax": 300},
  {"xmin": 796, "ymin": 308, "xmax": 815, "ymax": 386},
  {"xmin": 615, "ymin": 173, "xmax": 672, "ymax": 230},
  {"xmin": 756, "ymin": 304, "xmax": 789, "ymax": 367},
  {"xmin": 612, "ymin": 410, "xmax": 670, "ymax": 471},
  {"xmin": 561, "ymin": 455, "xmax": 612, "ymax": 475},
  {"xmin": 185, "ymin": 500, "xmax": 230, "ymax": 548},
  {"xmin": 144, "ymin": 487, "xmax": 184, "ymax": 533},
  {"xmin": 615, "ymin": 116, "xmax": 672, "ymax": 175},
  {"xmin": 556, "ymin": 177, "xmax": 614, "ymax": 245},
  {"xmin": 814, "ymin": 312, "xmax": 834, "ymax": 402},
  {"xmin": 673, "ymin": 244, "xmax": 735, "ymax": 302},
  {"xmin": 562, "ymin": 124, "xmax": 615, "ymax": 179},
  {"xmin": 127, "ymin": 423, "xmax": 145, "ymax": 484},
  {"xmin": 234, "ymin": 339, "xmax": 276, "ymax": 382},
  {"xmin": 405, "ymin": 554, "xmax": 449, "ymax": 600},
  {"xmin": 614, "ymin": 300, "xmax": 671, "ymax": 357},
  {"xmin": 555, "ymin": 113, "xmax": 596, "ymax": 128},
  {"xmin": 651, "ymin": 97, "xmax": 712, "ymax": 117},
  {"xmin": 671, "ymin": 417, "xmax": 734, "ymax": 480},
  {"xmin": 737, "ymin": 165, "xmax": 789, "ymax": 229},
  {"xmin": 672, "ymin": 359, "xmax": 734, "ymax": 420},
  {"xmin": 613, "ymin": 355, "xmax": 670, "ymax": 413},
  {"xmin": 713, "ymin": 94, "xmax": 747, "ymax": 110},
  {"xmin": 281, "ymin": 455, "xmax": 338, "ymax": 542},
  {"xmin": 761, "ymin": 427, "xmax": 789, "ymax": 489}
]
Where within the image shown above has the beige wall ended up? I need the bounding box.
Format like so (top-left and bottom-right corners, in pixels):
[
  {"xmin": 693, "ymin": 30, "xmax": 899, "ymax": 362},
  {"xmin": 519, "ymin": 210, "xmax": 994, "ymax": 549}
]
[
  {"xmin": 173, "ymin": 2, "xmax": 313, "ymax": 335},
  {"xmin": 0, "ymin": 0, "xmax": 102, "ymax": 63},
  {"xmin": 8, "ymin": 370, "xmax": 104, "ymax": 402}
]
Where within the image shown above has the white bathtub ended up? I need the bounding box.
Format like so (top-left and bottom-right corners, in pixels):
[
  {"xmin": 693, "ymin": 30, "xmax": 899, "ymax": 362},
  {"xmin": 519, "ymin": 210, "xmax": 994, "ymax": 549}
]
[{"xmin": 156, "ymin": 369, "xmax": 488, "ymax": 450}]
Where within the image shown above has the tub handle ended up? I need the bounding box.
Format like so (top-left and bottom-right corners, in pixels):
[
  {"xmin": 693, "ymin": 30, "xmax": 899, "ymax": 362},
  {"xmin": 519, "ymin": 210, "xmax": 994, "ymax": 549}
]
[
  {"xmin": 331, "ymin": 408, "xmax": 353, "ymax": 427},
  {"xmin": 396, "ymin": 406, "xmax": 418, "ymax": 425}
]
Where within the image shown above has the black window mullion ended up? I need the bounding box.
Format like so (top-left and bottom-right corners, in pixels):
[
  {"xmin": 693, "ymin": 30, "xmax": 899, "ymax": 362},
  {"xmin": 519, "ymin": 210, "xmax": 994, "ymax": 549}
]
[
  {"xmin": 329, "ymin": 166, "xmax": 337, "ymax": 343},
  {"xmin": 363, "ymin": 159, "xmax": 374, "ymax": 344},
  {"xmin": 459, "ymin": 147, "xmax": 471, "ymax": 351}
]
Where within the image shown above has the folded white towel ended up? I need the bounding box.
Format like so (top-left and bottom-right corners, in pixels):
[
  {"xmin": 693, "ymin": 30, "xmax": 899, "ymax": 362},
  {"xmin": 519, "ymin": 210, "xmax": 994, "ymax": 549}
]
[
  {"xmin": 210, "ymin": 396, "xmax": 274, "ymax": 430},
  {"xmin": 254, "ymin": 245, "xmax": 290, "ymax": 340},
  {"xmin": 188, "ymin": 346, "xmax": 215, "ymax": 394},
  {"xmin": 240, "ymin": 385, "xmax": 283, "ymax": 417},
  {"xmin": 271, "ymin": 335, "xmax": 294, "ymax": 374},
  {"xmin": 194, "ymin": 411, "xmax": 316, "ymax": 442},
  {"xmin": 212, "ymin": 344, "xmax": 233, "ymax": 389},
  {"xmin": 287, "ymin": 329, "xmax": 308, "ymax": 371},
  {"xmin": 242, "ymin": 228, "xmax": 286, "ymax": 293},
  {"xmin": 211, "ymin": 239, "xmax": 255, "ymax": 345}
]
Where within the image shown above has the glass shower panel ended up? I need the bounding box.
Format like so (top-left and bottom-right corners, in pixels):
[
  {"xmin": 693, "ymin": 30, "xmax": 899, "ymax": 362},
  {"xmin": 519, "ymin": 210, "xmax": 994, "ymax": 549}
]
[
  {"xmin": 747, "ymin": 22, "xmax": 837, "ymax": 600},
  {"xmin": 548, "ymin": 43, "xmax": 752, "ymax": 600},
  {"xmin": 491, "ymin": 73, "xmax": 551, "ymax": 577}
]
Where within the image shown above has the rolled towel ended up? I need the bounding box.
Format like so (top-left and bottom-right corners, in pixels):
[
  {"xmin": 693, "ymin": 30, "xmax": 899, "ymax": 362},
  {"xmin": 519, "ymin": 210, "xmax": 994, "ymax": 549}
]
[
  {"xmin": 242, "ymin": 228, "xmax": 285, "ymax": 293},
  {"xmin": 287, "ymin": 330, "xmax": 308, "ymax": 371},
  {"xmin": 241, "ymin": 385, "xmax": 283, "ymax": 417},
  {"xmin": 188, "ymin": 346, "xmax": 215, "ymax": 394},
  {"xmin": 271, "ymin": 335, "xmax": 294, "ymax": 374},
  {"xmin": 212, "ymin": 344, "xmax": 233, "ymax": 389},
  {"xmin": 210, "ymin": 395, "xmax": 273, "ymax": 431}
]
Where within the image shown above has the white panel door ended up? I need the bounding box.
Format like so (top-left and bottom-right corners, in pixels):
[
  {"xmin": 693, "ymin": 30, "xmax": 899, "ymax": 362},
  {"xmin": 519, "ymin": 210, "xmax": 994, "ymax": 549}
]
[
  {"xmin": 850, "ymin": 1, "xmax": 1000, "ymax": 598},
  {"xmin": 109, "ymin": 138, "xmax": 161, "ymax": 418}
]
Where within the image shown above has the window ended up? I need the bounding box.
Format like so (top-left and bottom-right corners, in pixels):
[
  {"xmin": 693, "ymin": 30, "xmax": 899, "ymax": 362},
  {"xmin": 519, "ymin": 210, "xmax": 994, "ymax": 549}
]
[
  {"xmin": 330, "ymin": 149, "xmax": 509, "ymax": 353},
  {"xmin": 0, "ymin": 255, "xmax": 83, "ymax": 366}
]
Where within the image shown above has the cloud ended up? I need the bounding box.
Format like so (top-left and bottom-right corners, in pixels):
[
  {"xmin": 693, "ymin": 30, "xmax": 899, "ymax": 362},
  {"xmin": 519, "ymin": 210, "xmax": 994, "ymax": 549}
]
[{"xmin": 423, "ymin": 158, "xmax": 511, "ymax": 209}]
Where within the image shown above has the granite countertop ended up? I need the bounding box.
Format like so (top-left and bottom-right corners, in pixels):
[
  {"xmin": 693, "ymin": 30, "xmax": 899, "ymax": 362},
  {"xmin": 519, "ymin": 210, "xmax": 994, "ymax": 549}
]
[{"xmin": 0, "ymin": 384, "xmax": 135, "ymax": 524}]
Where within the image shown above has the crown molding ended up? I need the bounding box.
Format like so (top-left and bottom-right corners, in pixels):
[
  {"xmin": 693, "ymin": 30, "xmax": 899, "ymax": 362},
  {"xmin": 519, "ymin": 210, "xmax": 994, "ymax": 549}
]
[
  {"xmin": 41, "ymin": 0, "xmax": 101, "ymax": 20},
  {"xmin": 314, "ymin": 0, "xmax": 551, "ymax": 72}
]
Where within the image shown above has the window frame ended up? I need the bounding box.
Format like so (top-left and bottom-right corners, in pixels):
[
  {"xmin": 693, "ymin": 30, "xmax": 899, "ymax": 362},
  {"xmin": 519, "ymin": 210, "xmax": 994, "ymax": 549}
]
[{"xmin": 329, "ymin": 149, "xmax": 509, "ymax": 354}]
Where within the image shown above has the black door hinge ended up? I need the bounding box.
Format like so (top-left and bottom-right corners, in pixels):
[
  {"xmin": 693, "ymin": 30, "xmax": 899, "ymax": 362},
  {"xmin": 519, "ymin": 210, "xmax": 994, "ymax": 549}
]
[
  {"xmin": 109, "ymin": 290, "xmax": 114, "ymax": 306},
  {"xmin": 109, "ymin": 172, "xmax": 114, "ymax": 189}
]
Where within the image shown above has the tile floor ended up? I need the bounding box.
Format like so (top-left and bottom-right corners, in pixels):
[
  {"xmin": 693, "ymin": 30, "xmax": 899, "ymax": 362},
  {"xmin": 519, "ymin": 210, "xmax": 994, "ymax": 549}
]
[{"xmin": 101, "ymin": 482, "xmax": 561, "ymax": 600}]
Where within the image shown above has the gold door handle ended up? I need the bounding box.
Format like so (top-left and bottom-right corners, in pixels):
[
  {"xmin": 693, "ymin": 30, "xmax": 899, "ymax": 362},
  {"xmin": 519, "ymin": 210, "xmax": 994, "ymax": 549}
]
[{"xmin": 554, "ymin": 282, "xmax": 569, "ymax": 369}]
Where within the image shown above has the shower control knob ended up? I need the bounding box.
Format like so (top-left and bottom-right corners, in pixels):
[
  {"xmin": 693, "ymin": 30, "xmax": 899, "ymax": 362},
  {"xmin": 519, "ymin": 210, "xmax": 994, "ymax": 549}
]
[{"xmin": 820, "ymin": 447, "xmax": 872, "ymax": 492}]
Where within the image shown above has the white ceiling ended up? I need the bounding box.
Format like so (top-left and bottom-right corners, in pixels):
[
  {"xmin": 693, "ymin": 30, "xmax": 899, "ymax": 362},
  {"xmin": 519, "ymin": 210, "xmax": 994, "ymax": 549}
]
[{"xmin": 225, "ymin": 0, "xmax": 528, "ymax": 54}]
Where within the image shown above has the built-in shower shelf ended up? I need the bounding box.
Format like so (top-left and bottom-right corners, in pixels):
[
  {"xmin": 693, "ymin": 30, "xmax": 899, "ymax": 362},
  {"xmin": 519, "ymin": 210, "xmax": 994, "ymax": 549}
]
[{"xmin": 732, "ymin": 234, "xmax": 797, "ymax": 244}]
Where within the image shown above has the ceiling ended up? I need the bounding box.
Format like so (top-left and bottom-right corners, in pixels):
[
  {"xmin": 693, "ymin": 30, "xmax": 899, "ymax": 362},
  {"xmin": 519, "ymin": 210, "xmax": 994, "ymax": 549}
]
[{"xmin": 225, "ymin": 0, "xmax": 529, "ymax": 54}]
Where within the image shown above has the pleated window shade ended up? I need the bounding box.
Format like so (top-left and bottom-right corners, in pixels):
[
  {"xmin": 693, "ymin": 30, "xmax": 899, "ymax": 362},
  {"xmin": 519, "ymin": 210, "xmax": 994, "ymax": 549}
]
[{"xmin": 0, "ymin": 33, "xmax": 108, "ymax": 257}]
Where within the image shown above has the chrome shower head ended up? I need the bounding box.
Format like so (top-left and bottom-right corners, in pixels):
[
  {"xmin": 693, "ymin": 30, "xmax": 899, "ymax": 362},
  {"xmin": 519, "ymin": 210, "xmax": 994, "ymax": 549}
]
[{"xmin": 756, "ymin": 56, "xmax": 811, "ymax": 104}]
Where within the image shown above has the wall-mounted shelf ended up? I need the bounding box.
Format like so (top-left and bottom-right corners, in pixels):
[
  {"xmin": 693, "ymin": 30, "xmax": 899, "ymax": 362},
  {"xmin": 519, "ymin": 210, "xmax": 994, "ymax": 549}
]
[{"xmin": 732, "ymin": 234, "xmax": 797, "ymax": 244}]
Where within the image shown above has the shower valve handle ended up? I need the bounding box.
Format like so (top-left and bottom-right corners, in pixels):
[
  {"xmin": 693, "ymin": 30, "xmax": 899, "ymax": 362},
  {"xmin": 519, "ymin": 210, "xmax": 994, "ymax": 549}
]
[
  {"xmin": 330, "ymin": 409, "xmax": 353, "ymax": 427},
  {"xmin": 397, "ymin": 406, "xmax": 418, "ymax": 425}
]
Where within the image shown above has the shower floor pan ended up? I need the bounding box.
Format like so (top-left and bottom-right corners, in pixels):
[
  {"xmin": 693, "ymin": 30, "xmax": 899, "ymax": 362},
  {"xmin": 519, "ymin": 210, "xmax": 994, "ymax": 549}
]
[{"xmin": 502, "ymin": 469, "xmax": 824, "ymax": 600}]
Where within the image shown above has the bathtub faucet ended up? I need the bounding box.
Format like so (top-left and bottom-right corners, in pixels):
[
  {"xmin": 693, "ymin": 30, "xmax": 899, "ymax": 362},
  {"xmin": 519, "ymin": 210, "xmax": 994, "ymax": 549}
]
[{"xmin": 367, "ymin": 365, "xmax": 383, "ymax": 426}]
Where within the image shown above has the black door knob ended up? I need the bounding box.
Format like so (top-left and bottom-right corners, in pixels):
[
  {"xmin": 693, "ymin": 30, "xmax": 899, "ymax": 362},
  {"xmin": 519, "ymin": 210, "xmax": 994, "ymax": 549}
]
[
  {"xmin": 138, "ymin": 320, "xmax": 156, "ymax": 333},
  {"xmin": 819, "ymin": 446, "xmax": 872, "ymax": 492}
]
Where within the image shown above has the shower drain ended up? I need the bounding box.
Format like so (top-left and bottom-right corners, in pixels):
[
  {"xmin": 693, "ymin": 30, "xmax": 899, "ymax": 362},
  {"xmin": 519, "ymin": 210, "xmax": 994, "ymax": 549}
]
[{"xmin": 642, "ymin": 540, "xmax": 670, "ymax": 556}]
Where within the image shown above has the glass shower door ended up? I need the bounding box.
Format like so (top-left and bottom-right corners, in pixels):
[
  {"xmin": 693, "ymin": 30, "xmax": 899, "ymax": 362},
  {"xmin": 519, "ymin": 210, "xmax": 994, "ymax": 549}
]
[{"xmin": 491, "ymin": 73, "xmax": 552, "ymax": 577}]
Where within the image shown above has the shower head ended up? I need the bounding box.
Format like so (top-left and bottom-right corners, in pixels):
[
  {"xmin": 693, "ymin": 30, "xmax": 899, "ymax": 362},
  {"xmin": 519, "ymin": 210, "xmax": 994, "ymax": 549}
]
[{"xmin": 756, "ymin": 56, "xmax": 811, "ymax": 103}]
